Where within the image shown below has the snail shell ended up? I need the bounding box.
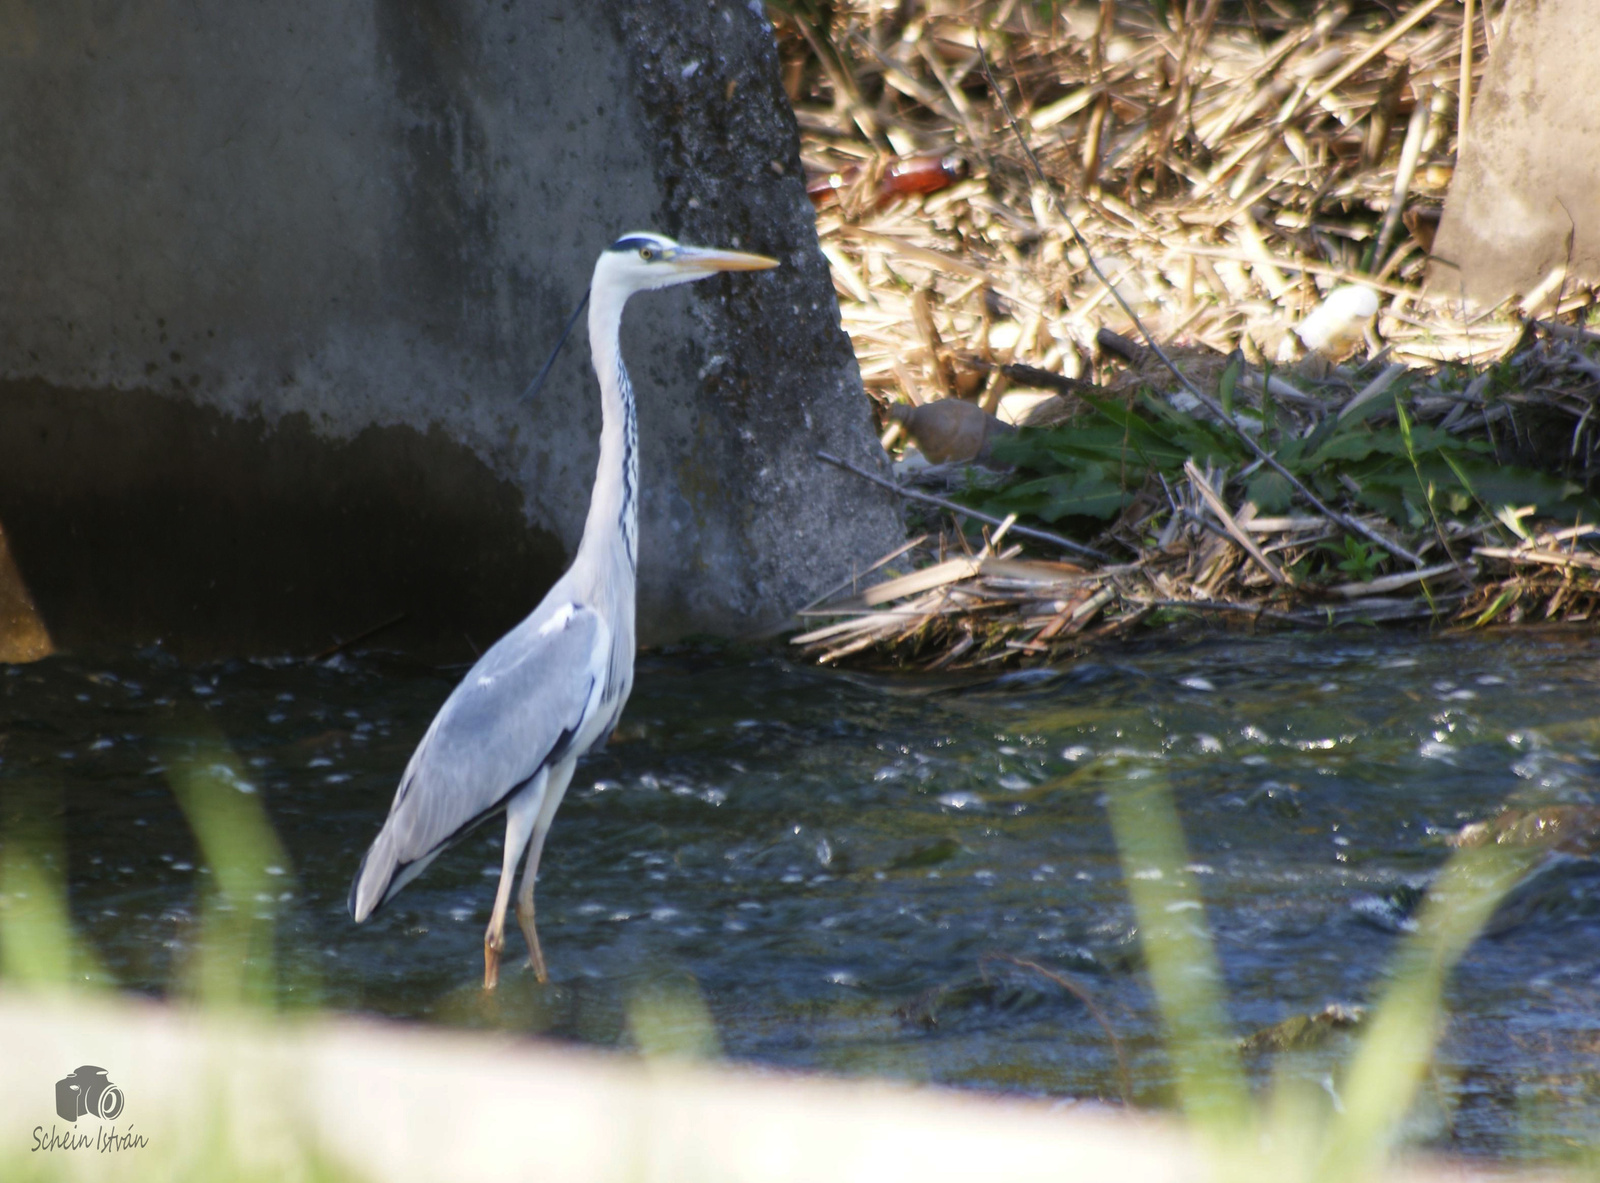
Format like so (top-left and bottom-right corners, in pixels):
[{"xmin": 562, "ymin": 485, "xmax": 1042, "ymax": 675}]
[{"xmin": 889, "ymin": 399, "xmax": 1014, "ymax": 465}]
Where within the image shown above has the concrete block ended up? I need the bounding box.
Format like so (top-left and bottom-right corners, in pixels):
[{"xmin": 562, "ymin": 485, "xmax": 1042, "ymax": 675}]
[
  {"xmin": 0, "ymin": 990, "xmax": 1195, "ymax": 1182},
  {"xmin": 1427, "ymin": 0, "xmax": 1600, "ymax": 310},
  {"xmin": 0, "ymin": 0, "xmax": 900, "ymax": 659},
  {"xmin": 0, "ymin": 991, "xmax": 1526, "ymax": 1182}
]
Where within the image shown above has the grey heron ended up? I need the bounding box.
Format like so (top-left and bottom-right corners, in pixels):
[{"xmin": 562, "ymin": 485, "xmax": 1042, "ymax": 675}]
[{"xmin": 348, "ymin": 233, "xmax": 779, "ymax": 989}]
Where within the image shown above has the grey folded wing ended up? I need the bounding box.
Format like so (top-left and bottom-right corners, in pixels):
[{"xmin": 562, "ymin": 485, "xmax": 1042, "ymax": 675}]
[{"xmin": 349, "ymin": 602, "xmax": 610, "ymax": 919}]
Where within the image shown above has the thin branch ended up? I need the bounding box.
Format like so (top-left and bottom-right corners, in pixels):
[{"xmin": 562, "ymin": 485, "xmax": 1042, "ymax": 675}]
[
  {"xmin": 308, "ymin": 612, "xmax": 407, "ymax": 663},
  {"xmin": 815, "ymin": 451, "xmax": 1111, "ymax": 562},
  {"xmin": 1125, "ymin": 597, "xmax": 1308, "ymax": 624},
  {"xmin": 983, "ymin": 953, "xmax": 1132, "ymax": 1106}
]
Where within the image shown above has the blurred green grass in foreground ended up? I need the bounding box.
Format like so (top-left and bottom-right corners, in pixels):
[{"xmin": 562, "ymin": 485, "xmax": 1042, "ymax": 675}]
[
  {"xmin": 1, "ymin": 738, "xmax": 366, "ymax": 1182},
  {"xmin": 1104, "ymin": 764, "xmax": 1596, "ymax": 1182}
]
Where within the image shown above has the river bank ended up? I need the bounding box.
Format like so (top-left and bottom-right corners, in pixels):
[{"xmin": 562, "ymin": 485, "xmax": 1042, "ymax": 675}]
[{"xmin": 779, "ymin": 1, "xmax": 1600, "ymax": 670}]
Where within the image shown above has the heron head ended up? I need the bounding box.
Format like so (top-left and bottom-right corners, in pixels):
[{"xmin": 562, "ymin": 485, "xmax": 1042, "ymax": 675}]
[
  {"xmin": 519, "ymin": 233, "xmax": 779, "ymax": 404},
  {"xmin": 598, "ymin": 232, "xmax": 778, "ymax": 295}
]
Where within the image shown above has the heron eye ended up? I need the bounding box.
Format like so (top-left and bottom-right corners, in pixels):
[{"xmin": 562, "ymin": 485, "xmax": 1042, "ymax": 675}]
[{"xmin": 639, "ymin": 247, "xmax": 655, "ymax": 261}]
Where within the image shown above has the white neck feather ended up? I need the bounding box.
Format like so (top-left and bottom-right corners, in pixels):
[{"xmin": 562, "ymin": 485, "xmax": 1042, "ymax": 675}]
[{"xmin": 573, "ymin": 280, "xmax": 639, "ymax": 592}]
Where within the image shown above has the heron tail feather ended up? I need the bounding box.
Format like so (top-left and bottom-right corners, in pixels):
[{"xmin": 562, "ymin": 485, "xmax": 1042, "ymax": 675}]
[{"xmin": 348, "ymin": 832, "xmax": 395, "ymax": 923}]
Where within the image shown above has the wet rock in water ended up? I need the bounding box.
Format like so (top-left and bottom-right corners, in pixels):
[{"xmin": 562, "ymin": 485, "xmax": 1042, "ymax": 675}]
[
  {"xmin": 1450, "ymin": 804, "xmax": 1600, "ymax": 856},
  {"xmin": 1350, "ymin": 882, "xmax": 1428, "ymax": 934},
  {"xmin": 1446, "ymin": 804, "xmax": 1600, "ymax": 934},
  {"xmin": 1484, "ymin": 853, "xmax": 1600, "ymax": 936},
  {"xmin": 887, "ymin": 836, "xmax": 963, "ymax": 871},
  {"xmin": 1239, "ymin": 1003, "xmax": 1365, "ymax": 1055},
  {"xmin": 1227, "ymin": 780, "xmax": 1303, "ymax": 818},
  {"xmin": 1353, "ymin": 804, "xmax": 1600, "ymax": 938}
]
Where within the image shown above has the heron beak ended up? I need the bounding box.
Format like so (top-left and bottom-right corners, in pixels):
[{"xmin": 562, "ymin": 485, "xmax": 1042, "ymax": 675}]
[{"xmin": 676, "ymin": 247, "xmax": 780, "ymax": 273}]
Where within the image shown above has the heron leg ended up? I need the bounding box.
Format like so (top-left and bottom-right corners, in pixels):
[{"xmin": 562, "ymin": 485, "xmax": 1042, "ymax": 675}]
[
  {"xmin": 483, "ymin": 777, "xmax": 544, "ymax": 991},
  {"xmin": 516, "ymin": 757, "xmax": 577, "ymax": 984}
]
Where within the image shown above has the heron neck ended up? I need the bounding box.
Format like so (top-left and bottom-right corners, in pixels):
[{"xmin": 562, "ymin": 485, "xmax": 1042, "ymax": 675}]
[{"xmin": 576, "ymin": 284, "xmax": 639, "ymax": 583}]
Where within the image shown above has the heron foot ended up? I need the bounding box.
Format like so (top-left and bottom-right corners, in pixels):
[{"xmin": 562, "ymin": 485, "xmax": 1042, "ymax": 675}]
[
  {"xmin": 516, "ymin": 900, "xmax": 549, "ymax": 984},
  {"xmin": 483, "ymin": 934, "xmax": 503, "ymax": 991}
]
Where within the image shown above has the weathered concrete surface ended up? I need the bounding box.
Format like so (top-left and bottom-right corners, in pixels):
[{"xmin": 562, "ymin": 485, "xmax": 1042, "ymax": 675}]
[
  {"xmin": 1427, "ymin": 0, "xmax": 1600, "ymax": 309},
  {"xmin": 0, "ymin": 0, "xmax": 900, "ymax": 660},
  {"xmin": 0, "ymin": 990, "xmax": 1199, "ymax": 1183},
  {"xmin": 0, "ymin": 991, "xmax": 1523, "ymax": 1183}
]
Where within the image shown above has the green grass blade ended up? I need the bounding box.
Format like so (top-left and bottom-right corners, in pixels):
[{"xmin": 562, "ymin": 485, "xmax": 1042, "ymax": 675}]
[
  {"xmin": 165, "ymin": 737, "xmax": 295, "ymax": 1008},
  {"xmin": 1104, "ymin": 773, "xmax": 1250, "ymax": 1131},
  {"xmin": 1317, "ymin": 840, "xmax": 1537, "ymax": 1181},
  {"xmin": 0, "ymin": 787, "xmax": 109, "ymax": 991}
]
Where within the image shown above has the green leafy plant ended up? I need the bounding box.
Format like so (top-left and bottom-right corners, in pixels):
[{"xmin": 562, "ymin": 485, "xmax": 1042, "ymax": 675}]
[
  {"xmin": 971, "ymin": 388, "xmax": 1598, "ymax": 535},
  {"xmin": 978, "ymin": 392, "xmax": 1239, "ymax": 522},
  {"xmin": 1326, "ymin": 536, "xmax": 1382, "ymax": 582}
]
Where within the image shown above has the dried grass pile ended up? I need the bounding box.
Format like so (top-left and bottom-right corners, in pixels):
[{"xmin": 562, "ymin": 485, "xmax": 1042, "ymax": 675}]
[{"xmin": 774, "ymin": 0, "xmax": 1600, "ymax": 670}]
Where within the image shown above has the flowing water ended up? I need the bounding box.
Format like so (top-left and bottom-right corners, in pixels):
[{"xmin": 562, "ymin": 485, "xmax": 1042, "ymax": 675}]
[{"xmin": 5, "ymin": 630, "xmax": 1600, "ymax": 1157}]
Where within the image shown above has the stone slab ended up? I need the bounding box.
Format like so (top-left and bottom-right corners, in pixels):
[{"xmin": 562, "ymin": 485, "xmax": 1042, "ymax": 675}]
[
  {"xmin": 0, "ymin": 991, "xmax": 1524, "ymax": 1183},
  {"xmin": 1427, "ymin": 0, "xmax": 1600, "ymax": 310}
]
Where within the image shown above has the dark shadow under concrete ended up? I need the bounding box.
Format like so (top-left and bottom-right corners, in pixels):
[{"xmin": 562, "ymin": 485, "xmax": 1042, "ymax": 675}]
[{"xmin": 0, "ymin": 381, "xmax": 565, "ymax": 662}]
